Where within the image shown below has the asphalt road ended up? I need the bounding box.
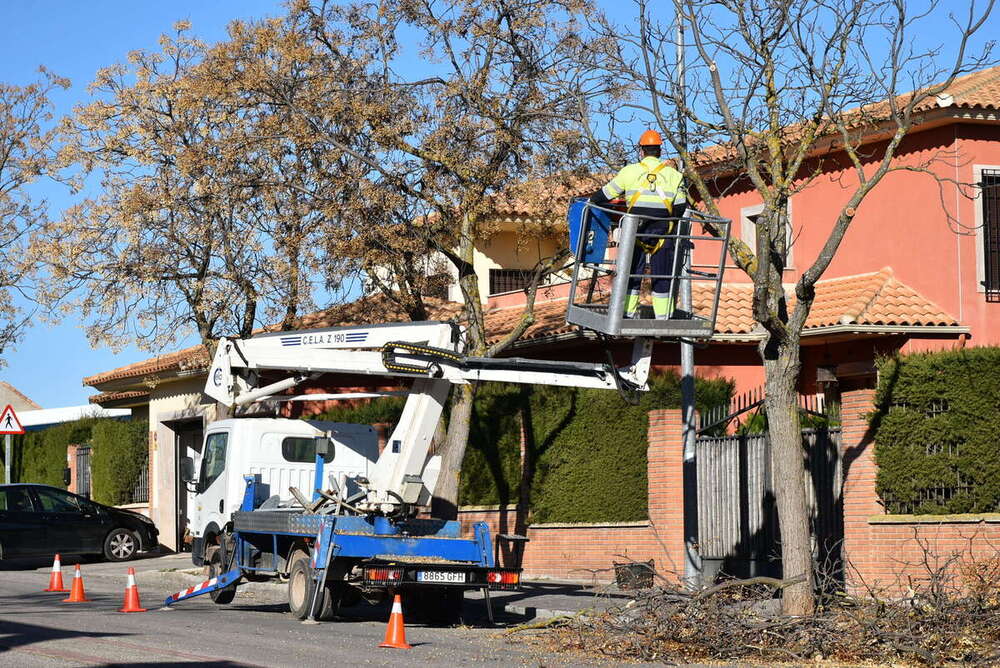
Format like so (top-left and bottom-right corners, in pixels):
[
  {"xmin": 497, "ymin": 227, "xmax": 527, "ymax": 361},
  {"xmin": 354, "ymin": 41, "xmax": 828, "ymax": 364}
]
[{"xmin": 0, "ymin": 556, "xmax": 599, "ymax": 667}]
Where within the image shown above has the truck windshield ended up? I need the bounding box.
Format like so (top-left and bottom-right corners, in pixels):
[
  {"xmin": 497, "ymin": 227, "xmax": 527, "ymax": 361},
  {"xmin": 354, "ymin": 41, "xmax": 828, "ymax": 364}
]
[{"xmin": 199, "ymin": 432, "xmax": 228, "ymax": 492}]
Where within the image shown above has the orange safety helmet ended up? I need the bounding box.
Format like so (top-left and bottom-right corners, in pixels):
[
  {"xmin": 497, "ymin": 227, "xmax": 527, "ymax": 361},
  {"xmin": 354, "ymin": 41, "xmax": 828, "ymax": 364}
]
[{"xmin": 637, "ymin": 129, "xmax": 663, "ymax": 146}]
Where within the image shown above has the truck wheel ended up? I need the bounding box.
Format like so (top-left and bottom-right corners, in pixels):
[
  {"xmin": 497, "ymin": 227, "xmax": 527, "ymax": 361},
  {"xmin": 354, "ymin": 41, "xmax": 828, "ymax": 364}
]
[
  {"xmin": 287, "ymin": 551, "xmax": 336, "ymax": 621},
  {"xmin": 206, "ymin": 546, "xmax": 237, "ymax": 605}
]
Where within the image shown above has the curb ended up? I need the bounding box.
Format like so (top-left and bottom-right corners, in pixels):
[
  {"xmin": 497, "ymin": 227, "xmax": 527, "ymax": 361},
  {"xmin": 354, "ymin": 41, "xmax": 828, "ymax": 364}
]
[{"xmin": 503, "ymin": 604, "xmax": 592, "ymax": 620}]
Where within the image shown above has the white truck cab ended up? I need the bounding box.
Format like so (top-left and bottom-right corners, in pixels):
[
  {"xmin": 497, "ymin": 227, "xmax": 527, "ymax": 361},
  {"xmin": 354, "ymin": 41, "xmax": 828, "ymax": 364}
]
[{"xmin": 187, "ymin": 417, "xmax": 378, "ymax": 565}]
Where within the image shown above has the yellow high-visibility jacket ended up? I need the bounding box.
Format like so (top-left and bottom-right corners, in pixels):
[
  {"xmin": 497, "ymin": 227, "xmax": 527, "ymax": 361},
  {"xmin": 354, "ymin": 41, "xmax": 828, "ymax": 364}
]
[{"xmin": 597, "ymin": 156, "xmax": 686, "ymax": 216}]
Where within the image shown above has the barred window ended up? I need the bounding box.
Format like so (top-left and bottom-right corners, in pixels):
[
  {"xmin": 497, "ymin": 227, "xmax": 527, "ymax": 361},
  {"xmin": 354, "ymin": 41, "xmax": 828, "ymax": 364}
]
[
  {"xmin": 982, "ymin": 168, "xmax": 1000, "ymax": 301},
  {"xmin": 489, "ymin": 269, "xmax": 531, "ymax": 295}
]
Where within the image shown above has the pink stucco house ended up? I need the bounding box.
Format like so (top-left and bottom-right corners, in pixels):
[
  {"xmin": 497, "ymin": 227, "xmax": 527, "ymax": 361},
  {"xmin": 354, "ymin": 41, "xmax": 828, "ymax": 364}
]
[{"xmin": 481, "ymin": 66, "xmax": 1000, "ymax": 398}]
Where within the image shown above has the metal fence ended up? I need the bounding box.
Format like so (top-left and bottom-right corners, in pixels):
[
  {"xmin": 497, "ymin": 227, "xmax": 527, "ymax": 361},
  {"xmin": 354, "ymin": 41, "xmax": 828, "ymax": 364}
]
[
  {"xmin": 75, "ymin": 444, "xmax": 149, "ymax": 505},
  {"xmin": 699, "ymin": 386, "xmax": 831, "ymax": 434},
  {"xmin": 130, "ymin": 465, "xmax": 149, "ymax": 505},
  {"xmin": 696, "ymin": 428, "xmax": 842, "ymax": 581},
  {"xmin": 75, "ymin": 445, "xmax": 91, "ymax": 498}
]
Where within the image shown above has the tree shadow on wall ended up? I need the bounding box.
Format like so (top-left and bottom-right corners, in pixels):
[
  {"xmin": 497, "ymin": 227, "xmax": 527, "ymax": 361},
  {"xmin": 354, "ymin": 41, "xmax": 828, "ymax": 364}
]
[{"xmin": 710, "ymin": 429, "xmax": 845, "ymax": 597}]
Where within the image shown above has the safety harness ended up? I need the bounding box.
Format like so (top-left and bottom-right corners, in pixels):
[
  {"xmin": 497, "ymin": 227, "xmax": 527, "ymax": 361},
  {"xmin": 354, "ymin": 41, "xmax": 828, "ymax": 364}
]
[{"xmin": 627, "ymin": 160, "xmax": 676, "ymax": 254}]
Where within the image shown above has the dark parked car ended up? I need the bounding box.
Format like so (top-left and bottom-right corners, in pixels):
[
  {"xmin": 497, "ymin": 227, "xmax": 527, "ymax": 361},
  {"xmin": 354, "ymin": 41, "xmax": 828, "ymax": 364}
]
[{"xmin": 0, "ymin": 483, "xmax": 158, "ymax": 561}]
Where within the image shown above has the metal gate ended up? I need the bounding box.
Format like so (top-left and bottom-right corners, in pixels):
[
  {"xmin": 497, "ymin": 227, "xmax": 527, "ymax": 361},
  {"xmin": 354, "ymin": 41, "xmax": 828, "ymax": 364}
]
[
  {"xmin": 75, "ymin": 445, "xmax": 91, "ymax": 498},
  {"xmin": 696, "ymin": 428, "xmax": 842, "ymax": 581}
]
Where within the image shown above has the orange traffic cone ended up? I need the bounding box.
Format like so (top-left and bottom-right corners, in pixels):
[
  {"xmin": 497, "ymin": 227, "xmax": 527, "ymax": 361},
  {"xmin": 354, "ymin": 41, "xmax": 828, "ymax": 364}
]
[
  {"xmin": 61, "ymin": 564, "xmax": 91, "ymax": 603},
  {"xmin": 43, "ymin": 554, "xmax": 69, "ymax": 592},
  {"xmin": 118, "ymin": 567, "xmax": 147, "ymax": 612},
  {"xmin": 379, "ymin": 592, "xmax": 412, "ymax": 649}
]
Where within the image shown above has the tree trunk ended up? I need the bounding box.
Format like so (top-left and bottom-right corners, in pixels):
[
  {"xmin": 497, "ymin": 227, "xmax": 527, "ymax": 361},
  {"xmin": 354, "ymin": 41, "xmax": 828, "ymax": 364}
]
[
  {"xmin": 432, "ymin": 383, "xmax": 474, "ymax": 519},
  {"xmin": 762, "ymin": 339, "xmax": 815, "ymax": 616}
]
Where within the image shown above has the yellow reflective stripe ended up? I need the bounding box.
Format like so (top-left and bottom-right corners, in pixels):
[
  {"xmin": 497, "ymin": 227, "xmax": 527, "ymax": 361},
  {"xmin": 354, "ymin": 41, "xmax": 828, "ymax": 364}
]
[
  {"xmin": 603, "ymin": 180, "xmax": 625, "ymax": 198},
  {"xmin": 627, "ymin": 160, "xmax": 676, "ymax": 213}
]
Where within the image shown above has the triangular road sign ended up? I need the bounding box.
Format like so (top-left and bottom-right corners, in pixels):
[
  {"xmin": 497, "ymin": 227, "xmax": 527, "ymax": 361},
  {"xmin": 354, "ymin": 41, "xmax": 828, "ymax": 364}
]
[{"xmin": 0, "ymin": 404, "xmax": 25, "ymax": 435}]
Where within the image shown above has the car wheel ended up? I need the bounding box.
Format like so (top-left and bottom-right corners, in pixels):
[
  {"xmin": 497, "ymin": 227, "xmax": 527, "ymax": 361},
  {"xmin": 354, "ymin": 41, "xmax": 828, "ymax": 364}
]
[
  {"xmin": 103, "ymin": 528, "xmax": 138, "ymax": 561},
  {"xmin": 205, "ymin": 546, "xmax": 237, "ymax": 605}
]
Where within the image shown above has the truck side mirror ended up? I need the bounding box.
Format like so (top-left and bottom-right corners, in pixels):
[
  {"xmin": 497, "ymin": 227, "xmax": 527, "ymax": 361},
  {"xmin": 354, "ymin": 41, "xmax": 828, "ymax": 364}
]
[
  {"xmin": 180, "ymin": 456, "xmax": 196, "ymax": 482},
  {"xmin": 315, "ymin": 437, "xmax": 331, "ymax": 458}
]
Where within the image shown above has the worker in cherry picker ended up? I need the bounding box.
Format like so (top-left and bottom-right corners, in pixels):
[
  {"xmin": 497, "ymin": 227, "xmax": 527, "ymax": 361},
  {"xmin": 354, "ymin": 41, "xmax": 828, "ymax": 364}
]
[{"xmin": 589, "ymin": 130, "xmax": 687, "ymax": 319}]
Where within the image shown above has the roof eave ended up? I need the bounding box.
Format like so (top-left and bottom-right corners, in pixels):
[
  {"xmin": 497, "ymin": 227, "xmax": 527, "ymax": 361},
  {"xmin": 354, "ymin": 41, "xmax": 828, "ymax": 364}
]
[
  {"xmin": 86, "ymin": 366, "xmax": 209, "ymax": 393},
  {"xmin": 497, "ymin": 322, "xmax": 968, "ymax": 350},
  {"xmin": 801, "ymin": 323, "xmax": 970, "ymax": 338},
  {"xmin": 694, "ymin": 106, "xmax": 999, "ymax": 180},
  {"xmin": 88, "ymin": 392, "xmax": 152, "ymax": 409}
]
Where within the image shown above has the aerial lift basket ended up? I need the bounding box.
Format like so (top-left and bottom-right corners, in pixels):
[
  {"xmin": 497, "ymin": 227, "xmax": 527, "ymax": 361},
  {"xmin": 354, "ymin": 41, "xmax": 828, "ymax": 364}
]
[{"xmin": 565, "ymin": 199, "xmax": 732, "ymax": 339}]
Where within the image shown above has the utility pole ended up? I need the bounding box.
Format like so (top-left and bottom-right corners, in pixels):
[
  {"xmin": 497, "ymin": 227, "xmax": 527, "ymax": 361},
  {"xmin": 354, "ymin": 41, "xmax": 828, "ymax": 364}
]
[{"xmin": 675, "ymin": 0, "xmax": 701, "ymax": 587}]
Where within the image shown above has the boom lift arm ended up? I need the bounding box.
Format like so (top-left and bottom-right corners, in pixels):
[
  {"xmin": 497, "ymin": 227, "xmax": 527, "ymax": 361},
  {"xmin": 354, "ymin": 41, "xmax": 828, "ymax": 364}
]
[{"xmin": 205, "ymin": 321, "xmax": 652, "ymax": 516}]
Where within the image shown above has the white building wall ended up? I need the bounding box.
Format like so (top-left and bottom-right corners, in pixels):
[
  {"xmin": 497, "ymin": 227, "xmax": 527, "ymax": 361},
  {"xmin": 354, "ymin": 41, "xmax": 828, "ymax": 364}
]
[{"xmin": 147, "ymin": 376, "xmax": 213, "ymax": 551}]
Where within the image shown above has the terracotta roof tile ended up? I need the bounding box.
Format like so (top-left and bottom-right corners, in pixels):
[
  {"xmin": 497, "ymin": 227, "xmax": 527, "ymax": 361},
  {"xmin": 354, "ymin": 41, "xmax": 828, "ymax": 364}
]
[
  {"xmin": 484, "ymin": 268, "xmax": 959, "ymax": 345},
  {"xmin": 88, "ymin": 390, "xmax": 151, "ymax": 405},
  {"xmin": 484, "ymin": 172, "xmax": 610, "ymax": 224},
  {"xmin": 83, "ymin": 345, "xmax": 211, "ymax": 388},
  {"xmin": 486, "ymin": 67, "xmax": 1000, "ymax": 218},
  {"xmin": 84, "ymin": 295, "xmax": 464, "ymax": 389},
  {"xmin": 260, "ymin": 296, "xmax": 464, "ymax": 332},
  {"xmin": 919, "ymin": 64, "xmax": 1000, "ymax": 111},
  {"xmin": 85, "ymin": 269, "xmax": 959, "ymax": 392},
  {"xmin": 689, "ymin": 67, "xmax": 1000, "ymax": 170}
]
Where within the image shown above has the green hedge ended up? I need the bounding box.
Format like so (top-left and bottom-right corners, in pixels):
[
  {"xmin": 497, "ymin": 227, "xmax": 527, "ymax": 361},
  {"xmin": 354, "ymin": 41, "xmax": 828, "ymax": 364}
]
[
  {"xmin": 1, "ymin": 419, "xmax": 97, "ymax": 486},
  {"xmin": 90, "ymin": 420, "xmax": 149, "ymax": 506},
  {"xmin": 306, "ymin": 374, "xmax": 731, "ymax": 523},
  {"xmin": 314, "ymin": 397, "xmax": 407, "ymax": 425},
  {"xmin": 873, "ymin": 348, "xmax": 1000, "ymax": 514},
  {"xmin": 460, "ymin": 372, "xmax": 733, "ymax": 523}
]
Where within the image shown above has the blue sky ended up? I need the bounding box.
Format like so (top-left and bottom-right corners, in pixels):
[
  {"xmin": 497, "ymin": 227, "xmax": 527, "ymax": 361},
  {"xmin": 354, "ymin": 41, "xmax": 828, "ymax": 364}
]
[
  {"xmin": 0, "ymin": 1, "xmax": 287, "ymax": 408},
  {"xmin": 0, "ymin": 1, "xmax": 997, "ymax": 409}
]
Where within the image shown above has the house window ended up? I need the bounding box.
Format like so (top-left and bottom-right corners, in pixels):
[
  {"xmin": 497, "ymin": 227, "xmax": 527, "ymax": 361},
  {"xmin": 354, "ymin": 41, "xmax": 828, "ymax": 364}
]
[
  {"xmin": 489, "ymin": 269, "xmax": 531, "ymax": 295},
  {"xmin": 740, "ymin": 202, "xmax": 794, "ymax": 269},
  {"xmin": 980, "ymin": 168, "xmax": 1000, "ymax": 301}
]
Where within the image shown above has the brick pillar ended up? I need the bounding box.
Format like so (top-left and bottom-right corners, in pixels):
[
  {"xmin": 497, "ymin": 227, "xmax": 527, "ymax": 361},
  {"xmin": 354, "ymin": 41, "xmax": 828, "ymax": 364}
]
[
  {"xmin": 67, "ymin": 444, "xmax": 78, "ymax": 493},
  {"xmin": 647, "ymin": 409, "xmax": 686, "ymax": 580},
  {"xmin": 839, "ymin": 388, "xmax": 879, "ymax": 594}
]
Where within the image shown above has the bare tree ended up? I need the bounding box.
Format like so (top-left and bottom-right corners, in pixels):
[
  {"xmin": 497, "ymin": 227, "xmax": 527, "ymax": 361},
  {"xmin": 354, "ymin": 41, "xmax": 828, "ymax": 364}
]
[
  {"xmin": 0, "ymin": 70, "xmax": 69, "ymax": 364},
  {"xmin": 215, "ymin": 0, "xmax": 598, "ymax": 516},
  {"xmin": 584, "ymin": 0, "xmax": 994, "ymax": 614},
  {"xmin": 36, "ymin": 24, "xmax": 347, "ymax": 354}
]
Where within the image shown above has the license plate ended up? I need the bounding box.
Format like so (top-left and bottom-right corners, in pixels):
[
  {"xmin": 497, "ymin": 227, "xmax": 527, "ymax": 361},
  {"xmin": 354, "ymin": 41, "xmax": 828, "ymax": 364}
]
[{"xmin": 416, "ymin": 570, "xmax": 466, "ymax": 583}]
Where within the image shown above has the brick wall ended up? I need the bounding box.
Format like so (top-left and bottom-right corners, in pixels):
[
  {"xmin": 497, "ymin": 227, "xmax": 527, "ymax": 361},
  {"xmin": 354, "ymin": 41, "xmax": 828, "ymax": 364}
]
[
  {"xmin": 455, "ymin": 409, "xmax": 687, "ymax": 584},
  {"xmin": 455, "ymin": 390, "xmax": 1000, "ymax": 592},
  {"xmin": 840, "ymin": 388, "xmax": 1000, "ymax": 595}
]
